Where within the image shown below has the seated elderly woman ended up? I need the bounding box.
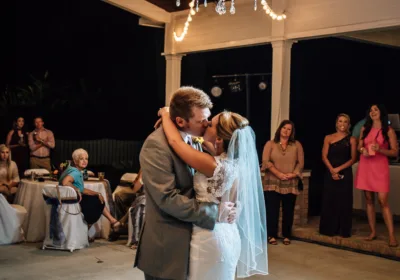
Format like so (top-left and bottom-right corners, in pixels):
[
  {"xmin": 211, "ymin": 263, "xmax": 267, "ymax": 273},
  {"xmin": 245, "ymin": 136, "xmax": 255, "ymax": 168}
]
[
  {"xmin": 59, "ymin": 148, "xmax": 121, "ymax": 241},
  {"xmin": 0, "ymin": 144, "xmax": 20, "ymax": 203}
]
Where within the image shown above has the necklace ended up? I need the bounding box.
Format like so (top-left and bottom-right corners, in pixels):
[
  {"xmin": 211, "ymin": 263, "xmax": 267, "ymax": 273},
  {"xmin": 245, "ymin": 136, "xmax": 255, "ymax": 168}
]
[{"xmin": 279, "ymin": 141, "xmax": 288, "ymax": 155}]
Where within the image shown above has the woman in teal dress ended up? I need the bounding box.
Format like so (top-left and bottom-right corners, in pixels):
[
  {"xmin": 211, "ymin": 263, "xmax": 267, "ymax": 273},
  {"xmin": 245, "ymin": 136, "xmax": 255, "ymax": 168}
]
[{"xmin": 59, "ymin": 148, "xmax": 121, "ymax": 239}]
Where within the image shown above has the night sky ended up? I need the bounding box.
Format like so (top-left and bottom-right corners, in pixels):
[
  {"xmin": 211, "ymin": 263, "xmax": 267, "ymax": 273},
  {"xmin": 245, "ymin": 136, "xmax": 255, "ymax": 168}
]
[{"xmin": 6, "ymin": 0, "xmax": 400, "ymax": 214}]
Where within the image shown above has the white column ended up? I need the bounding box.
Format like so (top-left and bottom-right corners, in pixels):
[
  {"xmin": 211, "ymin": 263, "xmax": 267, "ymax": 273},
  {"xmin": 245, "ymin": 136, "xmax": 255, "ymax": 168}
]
[
  {"xmin": 270, "ymin": 40, "xmax": 294, "ymax": 139},
  {"xmin": 165, "ymin": 54, "xmax": 183, "ymax": 106}
]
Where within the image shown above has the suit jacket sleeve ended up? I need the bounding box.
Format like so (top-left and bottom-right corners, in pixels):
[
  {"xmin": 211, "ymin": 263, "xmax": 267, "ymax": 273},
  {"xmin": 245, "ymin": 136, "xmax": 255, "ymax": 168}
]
[{"xmin": 140, "ymin": 138, "xmax": 218, "ymax": 230}]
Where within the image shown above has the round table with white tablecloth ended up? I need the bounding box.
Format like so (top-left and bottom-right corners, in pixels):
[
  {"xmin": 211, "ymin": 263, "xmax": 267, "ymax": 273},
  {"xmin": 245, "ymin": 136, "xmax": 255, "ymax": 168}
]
[{"xmin": 14, "ymin": 178, "xmax": 114, "ymax": 242}]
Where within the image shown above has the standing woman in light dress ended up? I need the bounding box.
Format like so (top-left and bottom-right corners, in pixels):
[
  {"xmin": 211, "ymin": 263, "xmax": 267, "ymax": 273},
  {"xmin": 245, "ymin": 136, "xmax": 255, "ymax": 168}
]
[
  {"xmin": 159, "ymin": 108, "xmax": 268, "ymax": 279},
  {"xmin": 355, "ymin": 104, "xmax": 398, "ymax": 247}
]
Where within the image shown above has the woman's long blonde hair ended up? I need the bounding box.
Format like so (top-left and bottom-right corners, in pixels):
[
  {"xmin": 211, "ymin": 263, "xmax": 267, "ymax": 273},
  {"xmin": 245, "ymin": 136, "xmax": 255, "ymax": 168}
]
[{"xmin": 0, "ymin": 144, "xmax": 13, "ymax": 181}]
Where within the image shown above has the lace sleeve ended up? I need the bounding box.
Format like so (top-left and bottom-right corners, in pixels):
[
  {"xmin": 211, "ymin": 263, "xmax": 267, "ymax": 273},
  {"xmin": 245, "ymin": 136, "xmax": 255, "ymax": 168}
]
[{"xmin": 206, "ymin": 156, "xmax": 238, "ymax": 198}]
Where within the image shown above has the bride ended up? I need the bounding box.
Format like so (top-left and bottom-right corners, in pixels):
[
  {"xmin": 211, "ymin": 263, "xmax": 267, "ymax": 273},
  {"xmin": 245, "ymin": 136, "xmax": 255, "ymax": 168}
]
[{"xmin": 158, "ymin": 108, "xmax": 268, "ymax": 279}]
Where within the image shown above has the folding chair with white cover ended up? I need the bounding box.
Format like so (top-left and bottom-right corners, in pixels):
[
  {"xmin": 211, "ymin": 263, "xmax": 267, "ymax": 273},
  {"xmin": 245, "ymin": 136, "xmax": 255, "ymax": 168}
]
[
  {"xmin": 42, "ymin": 185, "xmax": 89, "ymax": 252},
  {"xmin": 0, "ymin": 194, "xmax": 27, "ymax": 245},
  {"xmin": 112, "ymin": 173, "xmax": 138, "ymax": 200},
  {"xmin": 127, "ymin": 194, "xmax": 146, "ymax": 247}
]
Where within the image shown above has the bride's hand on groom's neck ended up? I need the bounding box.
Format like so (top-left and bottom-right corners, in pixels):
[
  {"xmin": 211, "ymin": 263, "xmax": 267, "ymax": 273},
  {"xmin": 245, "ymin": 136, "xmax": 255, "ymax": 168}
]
[
  {"xmin": 154, "ymin": 118, "xmax": 162, "ymax": 130},
  {"xmin": 157, "ymin": 107, "xmax": 170, "ymax": 117},
  {"xmin": 154, "ymin": 107, "xmax": 170, "ymax": 129}
]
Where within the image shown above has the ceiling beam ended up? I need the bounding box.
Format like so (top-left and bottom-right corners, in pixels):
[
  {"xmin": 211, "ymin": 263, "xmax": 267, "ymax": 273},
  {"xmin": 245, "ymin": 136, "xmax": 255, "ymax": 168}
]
[
  {"xmin": 342, "ymin": 30, "xmax": 400, "ymax": 48},
  {"xmin": 139, "ymin": 17, "xmax": 164, "ymax": 28},
  {"xmin": 103, "ymin": 0, "xmax": 171, "ymax": 23}
]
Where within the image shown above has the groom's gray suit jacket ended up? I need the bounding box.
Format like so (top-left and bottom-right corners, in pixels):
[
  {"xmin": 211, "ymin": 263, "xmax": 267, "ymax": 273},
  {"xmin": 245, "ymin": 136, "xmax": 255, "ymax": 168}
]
[{"xmin": 134, "ymin": 127, "xmax": 218, "ymax": 280}]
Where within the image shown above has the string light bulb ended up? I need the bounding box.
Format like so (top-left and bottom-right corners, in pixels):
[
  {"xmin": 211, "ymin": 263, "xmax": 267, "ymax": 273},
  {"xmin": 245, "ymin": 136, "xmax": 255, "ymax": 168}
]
[
  {"xmin": 174, "ymin": 1, "xmax": 196, "ymax": 42},
  {"xmin": 261, "ymin": 1, "xmax": 286, "ymax": 21}
]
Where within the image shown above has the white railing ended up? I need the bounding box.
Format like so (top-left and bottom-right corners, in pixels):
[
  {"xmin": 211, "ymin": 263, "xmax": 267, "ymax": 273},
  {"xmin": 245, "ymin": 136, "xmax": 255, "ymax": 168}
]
[{"xmin": 55, "ymin": 139, "xmax": 143, "ymax": 166}]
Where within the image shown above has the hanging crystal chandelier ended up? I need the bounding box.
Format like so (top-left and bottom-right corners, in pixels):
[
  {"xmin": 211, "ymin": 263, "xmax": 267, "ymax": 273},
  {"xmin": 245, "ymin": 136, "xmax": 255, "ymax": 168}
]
[
  {"xmin": 176, "ymin": 0, "xmax": 285, "ymax": 16},
  {"xmin": 174, "ymin": 0, "xmax": 286, "ymax": 42}
]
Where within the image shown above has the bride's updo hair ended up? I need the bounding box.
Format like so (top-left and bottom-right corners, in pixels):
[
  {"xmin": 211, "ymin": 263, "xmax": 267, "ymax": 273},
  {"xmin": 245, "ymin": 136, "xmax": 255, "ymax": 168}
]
[{"xmin": 217, "ymin": 111, "xmax": 249, "ymax": 149}]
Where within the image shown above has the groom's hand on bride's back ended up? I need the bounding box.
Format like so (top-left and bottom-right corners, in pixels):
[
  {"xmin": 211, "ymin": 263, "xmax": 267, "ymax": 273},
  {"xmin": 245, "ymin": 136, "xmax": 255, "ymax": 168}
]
[{"xmin": 218, "ymin": 202, "xmax": 237, "ymax": 224}]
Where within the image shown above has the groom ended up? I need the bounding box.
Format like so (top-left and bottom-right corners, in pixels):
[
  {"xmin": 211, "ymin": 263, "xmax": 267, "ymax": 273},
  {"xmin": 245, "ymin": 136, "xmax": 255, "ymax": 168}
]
[{"xmin": 135, "ymin": 87, "xmax": 235, "ymax": 280}]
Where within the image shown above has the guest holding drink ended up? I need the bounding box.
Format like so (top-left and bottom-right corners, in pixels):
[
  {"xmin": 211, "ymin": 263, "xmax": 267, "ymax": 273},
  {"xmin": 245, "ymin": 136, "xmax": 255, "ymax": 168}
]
[
  {"xmin": 28, "ymin": 117, "xmax": 55, "ymax": 172},
  {"xmin": 355, "ymin": 104, "xmax": 398, "ymax": 247},
  {"xmin": 261, "ymin": 120, "xmax": 304, "ymax": 245},
  {"xmin": 59, "ymin": 148, "xmax": 122, "ymax": 242},
  {"xmin": 319, "ymin": 114, "xmax": 357, "ymax": 237},
  {"xmin": 6, "ymin": 117, "xmax": 29, "ymax": 177},
  {"xmin": 0, "ymin": 145, "xmax": 20, "ymax": 203}
]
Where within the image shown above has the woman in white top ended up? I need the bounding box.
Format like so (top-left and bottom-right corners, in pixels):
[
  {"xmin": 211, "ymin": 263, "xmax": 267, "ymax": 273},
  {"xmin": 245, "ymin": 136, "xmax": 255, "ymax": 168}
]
[
  {"xmin": 0, "ymin": 144, "xmax": 20, "ymax": 203},
  {"xmin": 159, "ymin": 108, "xmax": 268, "ymax": 280}
]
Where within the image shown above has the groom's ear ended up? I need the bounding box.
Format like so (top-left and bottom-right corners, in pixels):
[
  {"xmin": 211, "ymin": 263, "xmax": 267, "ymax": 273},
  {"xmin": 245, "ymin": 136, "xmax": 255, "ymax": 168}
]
[{"xmin": 175, "ymin": 117, "xmax": 186, "ymax": 128}]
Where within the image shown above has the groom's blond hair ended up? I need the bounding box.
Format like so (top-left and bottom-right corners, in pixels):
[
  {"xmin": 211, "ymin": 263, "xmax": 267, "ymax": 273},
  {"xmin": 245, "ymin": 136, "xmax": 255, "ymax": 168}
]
[{"xmin": 170, "ymin": 86, "xmax": 213, "ymax": 121}]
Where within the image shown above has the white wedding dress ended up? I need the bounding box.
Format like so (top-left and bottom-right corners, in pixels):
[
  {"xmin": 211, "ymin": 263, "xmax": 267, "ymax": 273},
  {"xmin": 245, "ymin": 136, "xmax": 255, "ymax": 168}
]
[{"xmin": 189, "ymin": 153, "xmax": 241, "ymax": 280}]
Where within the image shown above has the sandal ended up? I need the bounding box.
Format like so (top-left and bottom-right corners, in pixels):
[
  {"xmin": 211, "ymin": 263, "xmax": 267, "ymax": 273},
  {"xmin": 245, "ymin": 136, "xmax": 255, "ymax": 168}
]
[
  {"xmin": 283, "ymin": 238, "xmax": 291, "ymax": 245},
  {"xmin": 389, "ymin": 238, "xmax": 398, "ymax": 248},
  {"xmin": 111, "ymin": 221, "xmax": 123, "ymax": 232},
  {"xmin": 88, "ymin": 236, "xmax": 95, "ymax": 243},
  {"xmin": 130, "ymin": 242, "xmax": 138, "ymax": 250},
  {"xmin": 365, "ymin": 235, "xmax": 377, "ymax": 241},
  {"xmin": 268, "ymin": 237, "xmax": 278, "ymax": 245}
]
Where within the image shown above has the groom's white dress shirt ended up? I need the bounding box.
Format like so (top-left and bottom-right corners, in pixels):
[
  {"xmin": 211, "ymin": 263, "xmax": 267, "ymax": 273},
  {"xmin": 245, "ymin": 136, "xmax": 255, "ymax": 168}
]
[{"xmin": 179, "ymin": 131, "xmax": 192, "ymax": 146}]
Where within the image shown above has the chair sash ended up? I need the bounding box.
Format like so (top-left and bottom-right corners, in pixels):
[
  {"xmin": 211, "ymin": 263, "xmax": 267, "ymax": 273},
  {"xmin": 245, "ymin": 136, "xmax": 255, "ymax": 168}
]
[{"xmin": 42, "ymin": 185, "xmax": 80, "ymax": 246}]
